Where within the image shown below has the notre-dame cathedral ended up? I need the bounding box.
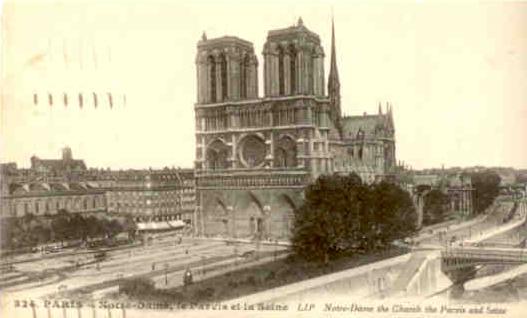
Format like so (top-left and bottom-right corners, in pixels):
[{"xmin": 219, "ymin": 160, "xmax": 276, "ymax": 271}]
[{"xmin": 194, "ymin": 18, "xmax": 396, "ymax": 240}]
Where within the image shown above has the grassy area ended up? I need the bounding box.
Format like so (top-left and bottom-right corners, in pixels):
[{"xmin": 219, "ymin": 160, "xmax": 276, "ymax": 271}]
[{"xmin": 118, "ymin": 246, "xmax": 408, "ymax": 303}]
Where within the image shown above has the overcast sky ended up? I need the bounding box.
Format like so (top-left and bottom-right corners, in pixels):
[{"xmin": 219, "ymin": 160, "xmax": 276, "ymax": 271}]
[{"xmin": 1, "ymin": 0, "xmax": 526, "ymax": 170}]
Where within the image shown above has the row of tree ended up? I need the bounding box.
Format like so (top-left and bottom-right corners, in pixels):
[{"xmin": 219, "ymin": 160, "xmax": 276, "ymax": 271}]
[
  {"xmin": 469, "ymin": 170, "xmax": 501, "ymax": 215},
  {"xmin": 291, "ymin": 174, "xmax": 417, "ymax": 264},
  {"xmin": 1, "ymin": 209, "xmax": 136, "ymax": 250}
]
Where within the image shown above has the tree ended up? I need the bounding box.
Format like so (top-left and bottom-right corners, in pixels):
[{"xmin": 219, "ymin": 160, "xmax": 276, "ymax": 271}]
[
  {"xmin": 422, "ymin": 189, "xmax": 449, "ymax": 226},
  {"xmin": 291, "ymin": 174, "xmax": 417, "ymax": 264},
  {"xmin": 291, "ymin": 173, "xmax": 363, "ymax": 264},
  {"xmin": 107, "ymin": 219, "xmax": 123, "ymax": 238},
  {"xmin": 32, "ymin": 225, "xmax": 51, "ymax": 244},
  {"xmin": 470, "ymin": 170, "xmax": 501, "ymax": 214},
  {"xmin": 51, "ymin": 209, "xmax": 72, "ymax": 245},
  {"xmin": 70, "ymin": 214, "xmax": 88, "ymax": 241},
  {"xmin": 86, "ymin": 215, "xmax": 104, "ymax": 239},
  {"xmin": 369, "ymin": 181, "xmax": 417, "ymax": 247}
]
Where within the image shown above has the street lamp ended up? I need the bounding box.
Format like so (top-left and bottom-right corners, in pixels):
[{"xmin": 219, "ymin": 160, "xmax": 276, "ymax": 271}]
[
  {"xmin": 233, "ymin": 246, "xmax": 238, "ymax": 267},
  {"xmin": 164, "ymin": 263, "xmax": 169, "ymax": 285},
  {"xmin": 274, "ymin": 239, "xmax": 278, "ymax": 261}
]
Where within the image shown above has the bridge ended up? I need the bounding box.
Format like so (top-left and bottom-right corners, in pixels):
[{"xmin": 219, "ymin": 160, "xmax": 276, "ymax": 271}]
[
  {"xmin": 387, "ymin": 198, "xmax": 527, "ymax": 298},
  {"xmin": 441, "ymin": 246, "xmax": 527, "ymax": 270}
]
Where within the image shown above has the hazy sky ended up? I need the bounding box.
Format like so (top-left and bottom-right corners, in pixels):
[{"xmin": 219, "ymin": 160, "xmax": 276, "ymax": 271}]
[{"xmin": 1, "ymin": 0, "xmax": 526, "ymax": 170}]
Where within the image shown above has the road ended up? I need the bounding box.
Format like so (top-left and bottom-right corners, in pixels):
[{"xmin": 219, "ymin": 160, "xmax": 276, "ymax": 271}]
[{"xmin": 0, "ymin": 234, "xmax": 288, "ymax": 304}]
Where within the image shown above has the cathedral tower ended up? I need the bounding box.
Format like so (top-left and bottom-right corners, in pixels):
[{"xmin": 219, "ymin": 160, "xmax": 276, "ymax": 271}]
[
  {"xmin": 328, "ymin": 18, "xmax": 342, "ymax": 135},
  {"xmin": 196, "ymin": 35, "xmax": 258, "ymax": 104},
  {"xmin": 262, "ymin": 18, "xmax": 325, "ymax": 97}
]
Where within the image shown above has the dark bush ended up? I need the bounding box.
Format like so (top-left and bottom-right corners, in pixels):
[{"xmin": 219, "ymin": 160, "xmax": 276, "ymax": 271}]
[
  {"xmin": 264, "ymin": 270, "xmax": 276, "ymax": 282},
  {"xmin": 193, "ymin": 287, "xmax": 215, "ymax": 300},
  {"xmin": 119, "ymin": 277, "xmax": 155, "ymax": 297},
  {"xmin": 245, "ymin": 275, "xmax": 257, "ymax": 286},
  {"xmin": 227, "ymin": 280, "xmax": 239, "ymax": 288}
]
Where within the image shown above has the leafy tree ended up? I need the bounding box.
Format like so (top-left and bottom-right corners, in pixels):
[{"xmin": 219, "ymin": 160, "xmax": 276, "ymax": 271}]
[
  {"xmin": 86, "ymin": 215, "xmax": 104, "ymax": 239},
  {"xmin": 32, "ymin": 225, "xmax": 51, "ymax": 244},
  {"xmin": 51, "ymin": 209, "xmax": 71, "ymax": 245},
  {"xmin": 422, "ymin": 189, "xmax": 449, "ymax": 226},
  {"xmin": 291, "ymin": 173, "xmax": 363, "ymax": 264},
  {"xmin": 369, "ymin": 181, "xmax": 417, "ymax": 247},
  {"xmin": 470, "ymin": 170, "xmax": 501, "ymax": 214},
  {"xmin": 107, "ymin": 219, "xmax": 123, "ymax": 238},
  {"xmin": 291, "ymin": 174, "xmax": 417, "ymax": 264},
  {"xmin": 70, "ymin": 214, "xmax": 88, "ymax": 241}
]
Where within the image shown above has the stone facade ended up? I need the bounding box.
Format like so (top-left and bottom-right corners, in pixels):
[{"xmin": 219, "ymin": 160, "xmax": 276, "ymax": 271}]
[
  {"xmin": 0, "ymin": 182, "xmax": 106, "ymax": 218},
  {"xmin": 194, "ymin": 19, "xmax": 397, "ymax": 240},
  {"xmin": 1, "ymin": 151, "xmax": 196, "ymax": 228},
  {"xmin": 106, "ymin": 169, "xmax": 195, "ymax": 224}
]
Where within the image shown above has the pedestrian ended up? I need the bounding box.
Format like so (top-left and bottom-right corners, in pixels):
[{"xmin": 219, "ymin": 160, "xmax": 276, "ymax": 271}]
[{"xmin": 152, "ymin": 262, "xmax": 155, "ymax": 271}]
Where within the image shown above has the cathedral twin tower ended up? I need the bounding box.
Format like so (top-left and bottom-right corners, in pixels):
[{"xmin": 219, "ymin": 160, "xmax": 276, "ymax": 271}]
[{"xmin": 196, "ymin": 18, "xmax": 326, "ymax": 105}]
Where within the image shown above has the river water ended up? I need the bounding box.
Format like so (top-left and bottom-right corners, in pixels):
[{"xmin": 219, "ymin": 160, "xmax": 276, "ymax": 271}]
[
  {"xmin": 454, "ymin": 271, "xmax": 527, "ymax": 303},
  {"xmin": 453, "ymin": 220, "xmax": 527, "ymax": 303}
]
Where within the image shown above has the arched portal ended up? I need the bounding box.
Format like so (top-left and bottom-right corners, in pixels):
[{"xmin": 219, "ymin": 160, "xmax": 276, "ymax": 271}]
[
  {"xmin": 276, "ymin": 194, "xmax": 296, "ymax": 239},
  {"xmin": 208, "ymin": 198, "xmax": 229, "ymax": 237}
]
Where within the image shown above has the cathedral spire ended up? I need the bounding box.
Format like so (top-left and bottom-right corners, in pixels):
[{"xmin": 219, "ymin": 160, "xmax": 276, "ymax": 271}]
[
  {"xmin": 328, "ymin": 16, "xmax": 342, "ymax": 136},
  {"xmin": 328, "ymin": 17, "xmax": 340, "ymax": 95}
]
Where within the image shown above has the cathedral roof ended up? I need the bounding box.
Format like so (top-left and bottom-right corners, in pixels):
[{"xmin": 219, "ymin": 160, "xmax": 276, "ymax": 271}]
[
  {"xmin": 341, "ymin": 113, "xmax": 392, "ymax": 140},
  {"xmin": 32, "ymin": 158, "xmax": 87, "ymax": 172}
]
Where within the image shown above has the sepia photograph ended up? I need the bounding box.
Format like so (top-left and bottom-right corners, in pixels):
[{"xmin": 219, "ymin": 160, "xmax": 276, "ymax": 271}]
[{"xmin": 1, "ymin": 0, "xmax": 526, "ymax": 317}]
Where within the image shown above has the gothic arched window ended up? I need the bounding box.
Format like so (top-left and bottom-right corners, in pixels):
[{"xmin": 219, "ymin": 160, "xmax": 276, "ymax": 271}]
[
  {"xmin": 206, "ymin": 139, "xmax": 229, "ymax": 170},
  {"xmin": 274, "ymin": 136, "xmax": 297, "ymax": 168},
  {"xmin": 289, "ymin": 45, "xmax": 297, "ymax": 94},
  {"xmin": 241, "ymin": 54, "xmax": 250, "ymax": 99},
  {"xmin": 208, "ymin": 55, "xmax": 216, "ymax": 102},
  {"xmin": 278, "ymin": 47, "xmax": 285, "ymax": 95},
  {"xmin": 220, "ymin": 53, "xmax": 228, "ymax": 101}
]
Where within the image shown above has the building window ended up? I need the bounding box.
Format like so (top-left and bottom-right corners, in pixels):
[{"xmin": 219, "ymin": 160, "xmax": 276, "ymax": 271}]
[
  {"xmin": 220, "ymin": 53, "xmax": 228, "ymax": 101},
  {"xmin": 278, "ymin": 47, "xmax": 285, "ymax": 95},
  {"xmin": 208, "ymin": 55, "xmax": 216, "ymax": 102},
  {"xmin": 289, "ymin": 45, "xmax": 296, "ymax": 94},
  {"xmin": 241, "ymin": 55, "xmax": 250, "ymax": 99}
]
